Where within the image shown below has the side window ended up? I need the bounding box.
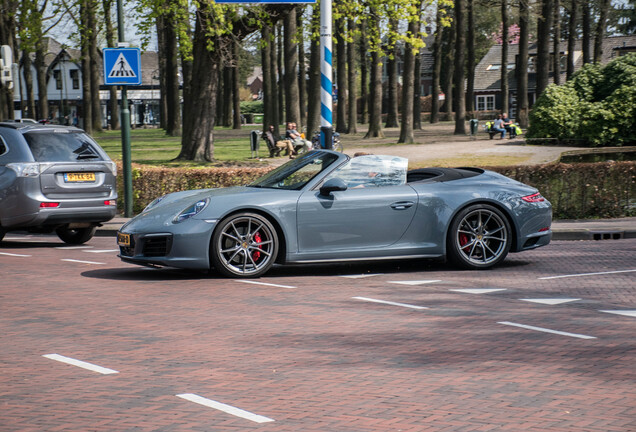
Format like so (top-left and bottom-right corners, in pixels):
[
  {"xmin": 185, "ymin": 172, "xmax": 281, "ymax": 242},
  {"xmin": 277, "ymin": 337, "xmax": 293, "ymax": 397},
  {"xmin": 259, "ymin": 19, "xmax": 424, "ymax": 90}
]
[
  {"xmin": 0, "ymin": 133, "xmax": 8, "ymax": 157},
  {"xmin": 324, "ymin": 155, "xmax": 408, "ymax": 188}
]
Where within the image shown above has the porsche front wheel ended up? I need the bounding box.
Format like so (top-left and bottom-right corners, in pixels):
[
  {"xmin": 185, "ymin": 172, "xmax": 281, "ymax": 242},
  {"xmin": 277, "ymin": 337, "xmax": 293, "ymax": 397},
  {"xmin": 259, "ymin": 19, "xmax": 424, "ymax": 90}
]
[
  {"xmin": 447, "ymin": 204, "xmax": 511, "ymax": 269},
  {"xmin": 211, "ymin": 212, "xmax": 279, "ymax": 278}
]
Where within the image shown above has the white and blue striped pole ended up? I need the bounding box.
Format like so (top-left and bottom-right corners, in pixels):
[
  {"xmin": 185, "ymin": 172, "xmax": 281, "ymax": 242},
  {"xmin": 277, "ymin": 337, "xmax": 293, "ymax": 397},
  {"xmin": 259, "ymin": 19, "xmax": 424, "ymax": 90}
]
[{"xmin": 319, "ymin": 0, "xmax": 333, "ymax": 149}]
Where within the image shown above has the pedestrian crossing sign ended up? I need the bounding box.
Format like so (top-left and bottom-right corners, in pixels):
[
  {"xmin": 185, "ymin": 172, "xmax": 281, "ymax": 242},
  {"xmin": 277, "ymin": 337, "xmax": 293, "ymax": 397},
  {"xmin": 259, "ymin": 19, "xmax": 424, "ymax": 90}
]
[{"xmin": 103, "ymin": 48, "xmax": 142, "ymax": 85}]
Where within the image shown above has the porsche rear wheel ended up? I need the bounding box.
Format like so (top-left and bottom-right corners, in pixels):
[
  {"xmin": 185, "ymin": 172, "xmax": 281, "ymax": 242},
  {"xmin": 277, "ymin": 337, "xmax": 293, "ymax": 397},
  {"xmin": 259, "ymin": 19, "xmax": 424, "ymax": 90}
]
[
  {"xmin": 447, "ymin": 204, "xmax": 511, "ymax": 269},
  {"xmin": 211, "ymin": 212, "xmax": 279, "ymax": 278}
]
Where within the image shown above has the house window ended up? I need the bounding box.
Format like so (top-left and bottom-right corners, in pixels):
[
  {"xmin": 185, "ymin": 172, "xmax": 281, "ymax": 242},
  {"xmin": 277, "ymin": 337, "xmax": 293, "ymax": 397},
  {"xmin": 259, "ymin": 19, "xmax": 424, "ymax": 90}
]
[
  {"xmin": 476, "ymin": 95, "xmax": 495, "ymax": 111},
  {"xmin": 70, "ymin": 70, "xmax": 79, "ymax": 89},
  {"xmin": 527, "ymin": 56, "xmax": 536, "ymax": 73},
  {"xmin": 53, "ymin": 70, "xmax": 62, "ymax": 90},
  {"xmin": 487, "ymin": 64, "xmax": 501, "ymax": 71}
]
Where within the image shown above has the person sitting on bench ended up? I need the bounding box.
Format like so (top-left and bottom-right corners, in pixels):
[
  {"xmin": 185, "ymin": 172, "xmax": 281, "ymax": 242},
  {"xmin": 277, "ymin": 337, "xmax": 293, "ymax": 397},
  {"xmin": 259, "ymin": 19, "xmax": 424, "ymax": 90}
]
[
  {"xmin": 491, "ymin": 114, "xmax": 507, "ymax": 139},
  {"xmin": 263, "ymin": 125, "xmax": 297, "ymax": 158}
]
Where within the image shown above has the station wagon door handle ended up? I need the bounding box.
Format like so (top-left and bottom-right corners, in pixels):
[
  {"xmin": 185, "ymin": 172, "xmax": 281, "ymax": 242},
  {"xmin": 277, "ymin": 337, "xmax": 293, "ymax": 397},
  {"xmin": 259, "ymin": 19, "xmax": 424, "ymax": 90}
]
[{"xmin": 390, "ymin": 201, "xmax": 415, "ymax": 210}]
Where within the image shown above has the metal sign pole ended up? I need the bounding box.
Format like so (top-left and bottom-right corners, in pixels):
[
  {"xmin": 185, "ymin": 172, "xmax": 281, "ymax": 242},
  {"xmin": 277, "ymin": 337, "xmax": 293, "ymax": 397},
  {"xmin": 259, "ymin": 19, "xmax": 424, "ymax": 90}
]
[
  {"xmin": 320, "ymin": 0, "xmax": 333, "ymax": 149},
  {"xmin": 117, "ymin": 0, "xmax": 133, "ymax": 217}
]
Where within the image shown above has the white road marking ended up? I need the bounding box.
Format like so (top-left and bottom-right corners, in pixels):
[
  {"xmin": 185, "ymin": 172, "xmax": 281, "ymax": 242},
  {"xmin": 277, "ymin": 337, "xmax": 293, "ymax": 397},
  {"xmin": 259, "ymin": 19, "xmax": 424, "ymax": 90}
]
[
  {"xmin": 43, "ymin": 354, "xmax": 119, "ymax": 374},
  {"xmin": 450, "ymin": 288, "xmax": 507, "ymax": 294},
  {"xmin": 599, "ymin": 310, "xmax": 636, "ymax": 318},
  {"xmin": 520, "ymin": 298, "xmax": 581, "ymax": 305},
  {"xmin": 61, "ymin": 259, "xmax": 105, "ymax": 265},
  {"xmin": 497, "ymin": 321, "xmax": 597, "ymax": 339},
  {"xmin": 353, "ymin": 296, "xmax": 428, "ymax": 310},
  {"xmin": 176, "ymin": 393, "xmax": 274, "ymax": 423},
  {"xmin": 235, "ymin": 280, "xmax": 296, "ymax": 289},
  {"xmin": 0, "ymin": 252, "xmax": 32, "ymax": 257},
  {"xmin": 55, "ymin": 246, "xmax": 93, "ymax": 250},
  {"xmin": 539, "ymin": 269, "xmax": 636, "ymax": 280},
  {"xmin": 84, "ymin": 249, "xmax": 119, "ymax": 253},
  {"xmin": 341, "ymin": 273, "xmax": 383, "ymax": 279},
  {"xmin": 388, "ymin": 280, "xmax": 442, "ymax": 286}
]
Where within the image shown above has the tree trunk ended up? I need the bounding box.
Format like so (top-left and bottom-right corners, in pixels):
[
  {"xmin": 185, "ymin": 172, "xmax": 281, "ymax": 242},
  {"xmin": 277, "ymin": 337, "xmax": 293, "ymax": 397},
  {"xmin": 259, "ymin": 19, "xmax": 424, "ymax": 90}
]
[
  {"xmin": 454, "ymin": 0, "xmax": 466, "ymax": 135},
  {"xmin": 413, "ymin": 49, "xmax": 422, "ymax": 129},
  {"xmin": 177, "ymin": 8, "xmax": 219, "ymax": 161},
  {"xmin": 466, "ymin": 0, "xmax": 475, "ymax": 117},
  {"xmin": 517, "ymin": 0, "xmax": 529, "ymax": 128},
  {"xmin": 306, "ymin": 8, "xmax": 321, "ymax": 137},
  {"xmin": 103, "ymin": 0, "xmax": 119, "ymax": 129},
  {"xmin": 165, "ymin": 5, "xmax": 181, "ymax": 136},
  {"xmin": 347, "ymin": 18, "xmax": 357, "ymax": 134},
  {"xmin": 364, "ymin": 10, "xmax": 384, "ymax": 139},
  {"xmin": 385, "ymin": 18, "xmax": 399, "ymax": 128},
  {"xmin": 0, "ymin": 0, "xmax": 17, "ymax": 120},
  {"xmin": 297, "ymin": 9, "xmax": 307, "ymax": 128},
  {"xmin": 359, "ymin": 18, "xmax": 369, "ymax": 125},
  {"xmin": 501, "ymin": 0, "xmax": 509, "ymax": 115},
  {"xmin": 21, "ymin": 51, "xmax": 36, "ymax": 119},
  {"xmin": 34, "ymin": 44, "xmax": 48, "ymax": 120},
  {"xmin": 277, "ymin": 24, "xmax": 284, "ymax": 124},
  {"xmin": 582, "ymin": 2, "xmax": 591, "ymax": 64},
  {"xmin": 398, "ymin": 18, "xmax": 420, "ymax": 144},
  {"xmin": 552, "ymin": 0, "xmax": 561, "ymax": 85},
  {"xmin": 430, "ymin": 5, "xmax": 443, "ymax": 123},
  {"xmin": 222, "ymin": 66, "xmax": 232, "ymax": 127},
  {"xmin": 335, "ymin": 17, "xmax": 348, "ymax": 133},
  {"xmin": 157, "ymin": 16, "xmax": 167, "ymax": 129},
  {"xmin": 232, "ymin": 41, "xmax": 241, "ymax": 129},
  {"xmin": 80, "ymin": 1, "xmax": 92, "ymax": 133},
  {"xmin": 536, "ymin": 0, "xmax": 553, "ymax": 97},
  {"xmin": 284, "ymin": 6, "xmax": 301, "ymax": 127},
  {"xmin": 89, "ymin": 0, "xmax": 102, "ymax": 132},
  {"xmin": 566, "ymin": 0, "xmax": 577, "ymax": 80},
  {"xmin": 262, "ymin": 24, "xmax": 275, "ymax": 133},
  {"xmin": 594, "ymin": 0, "xmax": 609, "ymax": 63},
  {"xmin": 180, "ymin": 18, "xmax": 193, "ymax": 132},
  {"xmin": 442, "ymin": 17, "xmax": 455, "ymax": 118}
]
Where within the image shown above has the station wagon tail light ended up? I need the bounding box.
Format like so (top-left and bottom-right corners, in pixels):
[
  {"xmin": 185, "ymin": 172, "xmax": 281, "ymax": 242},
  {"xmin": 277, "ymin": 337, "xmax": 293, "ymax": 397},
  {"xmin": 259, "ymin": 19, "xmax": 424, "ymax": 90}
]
[
  {"xmin": 173, "ymin": 198, "xmax": 209, "ymax": 223},
  {"xmin": 40, "ymin": 202, "xmax": 60, "ymax": 208},
  {"xmin": 7, "ymin": 162, "xmax": 40, "ymax": 177},
  {"xmin": 521, "ymin": 192, "xmax": 545, "ymax": 203},
  {"xmin": 104, "ymin": 200, "xmax": 117, "ymax": 206}
]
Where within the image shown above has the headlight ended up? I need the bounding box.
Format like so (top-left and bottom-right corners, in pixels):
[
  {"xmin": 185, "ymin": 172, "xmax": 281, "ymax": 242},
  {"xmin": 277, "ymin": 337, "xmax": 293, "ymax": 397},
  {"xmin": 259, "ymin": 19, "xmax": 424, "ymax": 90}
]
[
  {"xmin": 173, "ymin": 198, "xmax": 209, "ymax": 223},
  {"xmin": 143, "ymin": 195, "xmax": 167, "ymax": 213}
]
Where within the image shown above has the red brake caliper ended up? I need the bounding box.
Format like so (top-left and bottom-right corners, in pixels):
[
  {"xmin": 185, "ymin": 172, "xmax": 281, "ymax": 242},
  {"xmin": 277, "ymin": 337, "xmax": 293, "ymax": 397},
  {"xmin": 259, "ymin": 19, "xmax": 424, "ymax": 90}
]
[
  {"xmin": 459, "ymin": 233, "xmax": 470, "ymax": 252},
  {"xmin": 252, "ymin": 232, "xmax": 262, "ymax": 262}
]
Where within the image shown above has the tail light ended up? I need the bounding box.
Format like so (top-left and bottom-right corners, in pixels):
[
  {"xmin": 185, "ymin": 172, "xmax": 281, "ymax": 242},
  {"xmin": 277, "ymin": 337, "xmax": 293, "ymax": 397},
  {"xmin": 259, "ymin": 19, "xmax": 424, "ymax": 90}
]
[
  {"xmin": 522, "ymin": 193, "xmax": 545, "ymax": 203},
  {"xmin": 104, "ymin": 200, "xmax": 117, "ymax": 206},
  {"xmin": 40, "ymin": 202, "xmax": 60, "ymax": 208}
]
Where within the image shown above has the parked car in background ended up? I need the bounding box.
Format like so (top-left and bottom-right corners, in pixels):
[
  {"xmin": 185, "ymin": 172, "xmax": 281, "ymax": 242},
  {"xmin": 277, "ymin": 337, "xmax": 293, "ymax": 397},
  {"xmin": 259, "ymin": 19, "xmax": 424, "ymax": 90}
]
[
  {"xmin": 0, "ymin": 122, "xmax": 117, "ymax": 244},
  {"xmin": 117, "ymin": 151, "xmax": 552, "ymax": 278},
  {"xmin": 2, "ymin": 118, "xmax": 38, "ymax": 124}
]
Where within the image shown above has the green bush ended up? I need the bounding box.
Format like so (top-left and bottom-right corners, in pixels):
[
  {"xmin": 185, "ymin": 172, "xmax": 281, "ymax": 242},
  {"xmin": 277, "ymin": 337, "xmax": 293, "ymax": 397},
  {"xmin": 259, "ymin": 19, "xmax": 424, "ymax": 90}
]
[
  {"xmin": 240, "ymin": 101, "xmax": 264, "ymax": 114},
  {"xmin": 528, "ymin": 53, "xmax": 636, "ymax": 147}
]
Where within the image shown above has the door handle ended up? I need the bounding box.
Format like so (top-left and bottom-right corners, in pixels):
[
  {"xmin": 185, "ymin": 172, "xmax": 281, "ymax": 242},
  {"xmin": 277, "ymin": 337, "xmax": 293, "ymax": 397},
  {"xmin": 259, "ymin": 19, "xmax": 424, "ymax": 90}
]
[{"xmin": 390, "ymin": 201, "xmax": 414, "ymax": 210}]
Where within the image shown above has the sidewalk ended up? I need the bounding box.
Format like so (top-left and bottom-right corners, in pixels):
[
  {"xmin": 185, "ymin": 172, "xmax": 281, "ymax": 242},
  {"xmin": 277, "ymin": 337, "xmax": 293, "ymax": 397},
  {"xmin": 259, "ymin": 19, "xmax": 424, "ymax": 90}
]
[{"xmin": 98, "ymin": 216, "xmax": 636, "ymax": 241}]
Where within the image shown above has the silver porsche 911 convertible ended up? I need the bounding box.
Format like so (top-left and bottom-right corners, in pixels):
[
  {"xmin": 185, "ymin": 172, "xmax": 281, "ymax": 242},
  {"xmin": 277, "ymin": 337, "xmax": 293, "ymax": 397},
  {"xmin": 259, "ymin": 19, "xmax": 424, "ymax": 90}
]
[{"xmin": 117, "ymin": 150, "xmax": 552, "ymax": 277}]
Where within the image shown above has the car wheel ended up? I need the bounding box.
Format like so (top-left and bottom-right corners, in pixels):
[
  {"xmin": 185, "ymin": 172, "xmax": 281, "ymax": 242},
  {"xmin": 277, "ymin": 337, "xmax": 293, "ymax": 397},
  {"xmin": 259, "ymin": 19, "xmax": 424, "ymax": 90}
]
[
  {"xmin": 55, "ymin": 225, "xmax": 97, "ymax": 245},
  {"xmin": 447, "ymin": 204, "xmax": 511, "ymax": 269},
  {"xmin": 211, "ymin": 212, "xmax": 279, "ymax": 278}
]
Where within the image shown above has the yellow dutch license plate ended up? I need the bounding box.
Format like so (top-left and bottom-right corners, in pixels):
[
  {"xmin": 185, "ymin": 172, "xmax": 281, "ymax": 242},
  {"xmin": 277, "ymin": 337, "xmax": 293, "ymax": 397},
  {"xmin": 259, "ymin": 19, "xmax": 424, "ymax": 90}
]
[
  {"xmin": 65, "ymin": 172, "xmax": 96, "ymax": 182},
  {"xmin": 117, "ymin": 232, "xmax": 130, "ymax": 247}
]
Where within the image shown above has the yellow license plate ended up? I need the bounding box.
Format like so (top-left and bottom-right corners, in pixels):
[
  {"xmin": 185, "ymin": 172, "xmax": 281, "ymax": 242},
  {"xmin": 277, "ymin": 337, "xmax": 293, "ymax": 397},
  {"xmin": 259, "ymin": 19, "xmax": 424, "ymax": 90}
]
[
  {"xmin": 117, "ymin": 232, "xmax": 130, "ymax": 247},
  {"xmin": 65, "ymin": 172, "xmax": 96, "ymax": 182}
]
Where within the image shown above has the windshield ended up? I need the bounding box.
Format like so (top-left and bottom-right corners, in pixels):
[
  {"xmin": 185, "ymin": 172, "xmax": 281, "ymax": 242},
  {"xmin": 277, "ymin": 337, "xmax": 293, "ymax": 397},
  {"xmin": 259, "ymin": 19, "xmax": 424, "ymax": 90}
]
[
  {"xmin": 249, "ymin": 151, "xmax": 340, "ymax": 190},
  {"xmin": 323, "ymin": 154, "xmax": 408, "ymax": 188},
  {"xmin": 25, "ymin": 131, "xmax": 105, "ymax": 162}
]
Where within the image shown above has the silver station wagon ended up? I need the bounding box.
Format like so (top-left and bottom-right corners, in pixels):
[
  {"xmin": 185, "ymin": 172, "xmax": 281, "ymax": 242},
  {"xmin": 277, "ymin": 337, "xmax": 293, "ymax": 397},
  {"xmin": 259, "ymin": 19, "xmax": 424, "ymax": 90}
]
[{"xmin": 0, "ymin": 122, "xmax": 117, "ymax": 244}]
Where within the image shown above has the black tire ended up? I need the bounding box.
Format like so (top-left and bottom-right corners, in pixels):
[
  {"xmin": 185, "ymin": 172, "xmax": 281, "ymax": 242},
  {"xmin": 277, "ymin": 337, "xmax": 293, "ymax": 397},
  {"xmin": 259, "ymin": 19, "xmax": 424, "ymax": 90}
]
[
  {"xmin": 447, "ymin": 204, "xmax": 511, "ymax": 269},
  {"xmin": 56, "ymin": 225, "xmax": 97, "ymax": 245},
  {"xmin": 211, "ymin": 212, "xmax": 279, "ymax": 278}
]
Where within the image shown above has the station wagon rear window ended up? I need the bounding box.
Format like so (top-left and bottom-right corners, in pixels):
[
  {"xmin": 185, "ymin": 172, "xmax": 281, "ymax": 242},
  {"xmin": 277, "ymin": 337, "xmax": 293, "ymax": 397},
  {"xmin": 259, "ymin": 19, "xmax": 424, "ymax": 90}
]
[{"xmin": 24, "ymin": 131, "xmax": 104, "ymax": 162}]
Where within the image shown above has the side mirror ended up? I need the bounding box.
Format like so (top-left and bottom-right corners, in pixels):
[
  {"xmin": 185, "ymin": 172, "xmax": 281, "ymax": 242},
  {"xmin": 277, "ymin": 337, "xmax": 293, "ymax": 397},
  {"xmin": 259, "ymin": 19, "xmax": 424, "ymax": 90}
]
[{"xmin": 319, "ymin": 177, "xmax": 347, "ymax": 195}]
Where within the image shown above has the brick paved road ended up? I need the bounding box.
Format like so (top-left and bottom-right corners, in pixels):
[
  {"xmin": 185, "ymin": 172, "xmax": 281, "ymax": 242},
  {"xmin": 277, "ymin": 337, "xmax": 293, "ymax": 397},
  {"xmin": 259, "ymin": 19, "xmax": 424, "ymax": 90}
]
[{"xmin": 1, "ymin": 235, "xmax": 634, "ymax": 431}]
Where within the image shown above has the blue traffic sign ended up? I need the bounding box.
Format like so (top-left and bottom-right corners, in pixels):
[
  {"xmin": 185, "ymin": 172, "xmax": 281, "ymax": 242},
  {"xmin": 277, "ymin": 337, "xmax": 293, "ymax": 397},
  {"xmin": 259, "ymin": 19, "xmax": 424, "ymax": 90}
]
[{"xmin": 103, "ymin": 48, "xmax": 142, "ymax": 86}]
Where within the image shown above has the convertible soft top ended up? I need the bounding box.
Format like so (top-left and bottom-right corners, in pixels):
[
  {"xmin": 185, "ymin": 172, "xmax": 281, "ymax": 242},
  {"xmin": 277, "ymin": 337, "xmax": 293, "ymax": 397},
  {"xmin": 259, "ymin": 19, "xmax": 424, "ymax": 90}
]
[{"xmin": 406, "ymin": 167, "xmax": 483, "ymax": 183}]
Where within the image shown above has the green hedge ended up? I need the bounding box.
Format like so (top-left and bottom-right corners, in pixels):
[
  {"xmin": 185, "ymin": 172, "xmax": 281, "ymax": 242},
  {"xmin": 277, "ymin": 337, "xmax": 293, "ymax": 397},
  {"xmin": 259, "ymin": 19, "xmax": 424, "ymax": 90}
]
[{"xmin": 118, "ymin": 161, "xmax": 635, "ymax": 219}]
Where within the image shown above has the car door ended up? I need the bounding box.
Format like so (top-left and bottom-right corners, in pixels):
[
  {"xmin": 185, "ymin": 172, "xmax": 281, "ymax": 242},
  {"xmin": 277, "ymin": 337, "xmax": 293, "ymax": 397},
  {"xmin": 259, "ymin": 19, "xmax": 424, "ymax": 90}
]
[{"xmin": 296, "ymin": 184, "xmax": 418, "ymax": 253}]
